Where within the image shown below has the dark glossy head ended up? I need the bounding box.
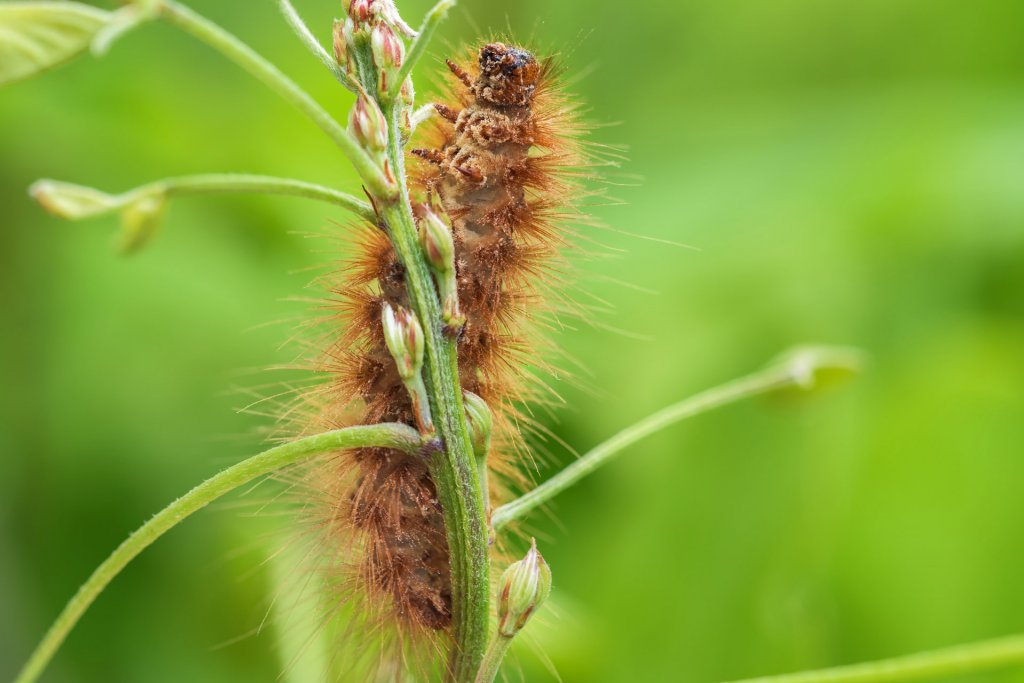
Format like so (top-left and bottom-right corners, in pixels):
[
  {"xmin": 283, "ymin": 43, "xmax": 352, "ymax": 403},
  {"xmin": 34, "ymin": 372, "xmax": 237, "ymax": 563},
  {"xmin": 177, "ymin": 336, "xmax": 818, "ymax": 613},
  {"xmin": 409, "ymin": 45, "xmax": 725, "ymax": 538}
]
[{"xmin": 475, "ymin": 43, "xmax": 540, "ymax": 107}]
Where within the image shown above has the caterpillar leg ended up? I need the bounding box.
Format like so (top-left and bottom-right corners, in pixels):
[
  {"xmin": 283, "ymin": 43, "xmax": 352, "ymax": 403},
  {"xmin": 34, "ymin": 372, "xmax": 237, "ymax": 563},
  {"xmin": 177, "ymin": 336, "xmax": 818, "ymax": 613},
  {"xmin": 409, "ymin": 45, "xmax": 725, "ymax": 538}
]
[
  {"xmin": 412, "ymin": 148, "xmax": 446, "ymax": 165},
  {"xmin": 433, "ymin": 103, "xmax": 460, "ymax": 123},
  {"xmin": 446, "ymin": 59, "xmax": 473, "ymax": 88}
]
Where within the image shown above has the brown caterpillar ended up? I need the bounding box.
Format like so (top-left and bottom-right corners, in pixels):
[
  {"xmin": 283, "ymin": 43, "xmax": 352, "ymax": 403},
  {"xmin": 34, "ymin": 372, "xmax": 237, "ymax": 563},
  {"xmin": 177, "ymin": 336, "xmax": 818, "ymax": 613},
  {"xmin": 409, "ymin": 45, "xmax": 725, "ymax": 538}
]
[{"xmin": 298, "ymin": 39, "xmax": 592, "ymax": 669}]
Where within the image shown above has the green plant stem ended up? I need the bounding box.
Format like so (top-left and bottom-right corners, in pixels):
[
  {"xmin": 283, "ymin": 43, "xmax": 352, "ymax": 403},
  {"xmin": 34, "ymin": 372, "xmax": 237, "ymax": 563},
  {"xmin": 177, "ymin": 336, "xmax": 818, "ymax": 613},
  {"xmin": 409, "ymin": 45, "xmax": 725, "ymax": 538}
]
[
  {"xmin": 276, "ymin": 0, "xmax": 358, "ymax": 92},
  {"xmin": 378, "ymin": 97, "xmax": 490, "ymax": 681},
  {"xmin": 155, "ymin": 0, "xmax": 393, "ymax": 198},
  {"xmin": 13, "ymin": 423, "xmax": 422, "ymax": 683},
  {"xmin": 724, "ymin": 634, "xmax": 1024, "ymax": 683},
  {"xmin": 131, "ymin": 173, "xmax": 374, "ymax": 220},
  {"xmin": 473, "ymin": 635, "xmax": 513, "ymax": 683},
  {"xmin": 386, "ymin": 0, "xmax": 455, "ymax": 100},
  {"xmin": 491, "ymin": 346, "xmax": 864, "ymax": 530}
]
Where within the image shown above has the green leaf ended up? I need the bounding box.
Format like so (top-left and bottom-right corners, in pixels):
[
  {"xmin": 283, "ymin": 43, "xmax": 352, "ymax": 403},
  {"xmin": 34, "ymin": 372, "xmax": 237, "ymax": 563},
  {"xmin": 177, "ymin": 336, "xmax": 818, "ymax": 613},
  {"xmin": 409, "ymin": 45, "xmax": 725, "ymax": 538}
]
[
  {"xmin": 0, "ymin": 2, "xmax": 113, "ymax": 87},
  {"xmin": 118, "ymin": 192, "xmax": 166, "ymax": 254},
  {"xmin": 29, "ymin": 179, "xmax": 121, "ymax": 219}
]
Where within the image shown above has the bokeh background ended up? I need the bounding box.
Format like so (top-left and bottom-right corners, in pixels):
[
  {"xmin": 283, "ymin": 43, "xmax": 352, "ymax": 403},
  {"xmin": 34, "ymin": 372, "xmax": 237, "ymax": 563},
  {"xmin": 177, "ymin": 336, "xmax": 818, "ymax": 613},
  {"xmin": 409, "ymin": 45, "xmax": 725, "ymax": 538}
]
[{"xmin": 2, "ymin": 0, "xmax": 1024, "ymax": 681}]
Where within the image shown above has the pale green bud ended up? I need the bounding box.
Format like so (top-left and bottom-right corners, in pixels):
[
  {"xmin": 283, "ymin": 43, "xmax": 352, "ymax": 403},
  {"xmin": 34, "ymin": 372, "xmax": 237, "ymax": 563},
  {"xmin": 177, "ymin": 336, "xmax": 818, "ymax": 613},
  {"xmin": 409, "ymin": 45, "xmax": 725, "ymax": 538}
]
[
  {"xmin": 463, "ymin": 391, "xmax": 493, "ymax": 464},
  {"xmin": 497, "ymin": 539, "xmax": 552, "ymax": 638},
  {"xmin": 417, "ymin": 205, "xmax": 464, "ymax": 331},
  {"xmin": 381, "ymin": 302, "xmax": 424, "ymax": 381},
  {"xmin": 349, "ymin": 92, "xmax": 388, "ymax": 152},
  {"xmin": 332, "ymin": 19, "xmax": 348, "ymax": 69},
  {"xmin": 371, "ymin": 21, "xmax": 404, "ymax": 71},
  {"xmin": 419, "ymin": 206, "xmax": 455, "ymax": 275},
  {"xmin": 374, "ymin": 0, "xmax": 418, "ymax": 39}
]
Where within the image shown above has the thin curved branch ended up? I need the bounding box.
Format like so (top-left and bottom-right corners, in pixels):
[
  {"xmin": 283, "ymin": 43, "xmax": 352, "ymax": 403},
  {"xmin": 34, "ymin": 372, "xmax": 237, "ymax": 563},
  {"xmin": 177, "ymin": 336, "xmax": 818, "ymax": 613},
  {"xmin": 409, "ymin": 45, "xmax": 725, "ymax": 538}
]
[
  {"xmin": 490, "ymin": 346, "xmax": 864, "ymax": 530},
  {"xmin": 722, "ymin": 633, "xmax": 1024, "ymax": 683},
  {"xmin": 14, "ymin": 423, "xmax": 423, "ymax": 683},
  {"xmin": 152, "ymin": 173, "xmax": 375, "ymax": 220}
]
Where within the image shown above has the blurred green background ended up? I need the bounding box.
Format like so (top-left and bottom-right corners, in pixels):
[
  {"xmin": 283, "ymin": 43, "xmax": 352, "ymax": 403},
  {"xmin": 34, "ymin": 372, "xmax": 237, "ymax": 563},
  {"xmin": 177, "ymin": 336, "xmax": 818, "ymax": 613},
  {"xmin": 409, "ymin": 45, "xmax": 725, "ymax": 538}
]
[{"xmin": 2, "ymin": 0, "xmax": 1024, "ymax": 681}]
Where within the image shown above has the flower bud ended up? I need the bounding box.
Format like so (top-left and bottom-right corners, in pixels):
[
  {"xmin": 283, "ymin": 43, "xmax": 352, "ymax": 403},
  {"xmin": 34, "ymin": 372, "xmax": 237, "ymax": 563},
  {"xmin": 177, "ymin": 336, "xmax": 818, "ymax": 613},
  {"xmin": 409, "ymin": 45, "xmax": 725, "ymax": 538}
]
[
  {"xmin": 381, "ymin": 302, "xmax": 424, "ymax": 382},
  {"xmin": 371, "ymin": 21, "xmax": 404, "ymax": 69},
  {"xmin": 347, "ymin": 0, "xmax": 373, "ymax": 23},
  {"xmin": 463, "ymin": 391, "xmax": 493, "ymax": 464},
  {"xmin": 419, "ymin": 206, "xmax": 455, "ymax": 275},
  {"xmin": 497, "ymin": 539, "xmax": 552, "ymax": 638},
  {"xmin": 375, "ymin": 0, "xmax": 417, "ymax": 39},
  {"xmin": 400, "ymin": 77, "xmax": 415, "ymax": 107},
  {"xmin": 418, "ymin": 205, "xmax": 465, "ymax": 331},
  {"xmin": 332, "ymin": 19, "xmax": 347, "ymax": 67},
  {"xmin": 349, "ymin": 92, "xmax": 388, "ymax": 152}
]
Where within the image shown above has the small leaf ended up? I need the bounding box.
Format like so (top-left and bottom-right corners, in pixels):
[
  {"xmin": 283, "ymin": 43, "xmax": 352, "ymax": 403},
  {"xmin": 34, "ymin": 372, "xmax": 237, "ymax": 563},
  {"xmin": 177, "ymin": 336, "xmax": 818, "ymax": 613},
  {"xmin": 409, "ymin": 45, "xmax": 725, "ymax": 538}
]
[
  {"xmin": 119, "ymin": 192, "xmax": 166, "ymax": 254},
  {"xmin": 29, "ymin": 179, "xmax": 121, "ymax": 219},
  {"xmin": 773, "ymin": 345, "xmax": 867, "ymax": 396},
  {"xmin": 30, "ymin": 179, "xmax": 167, "ymax": 254},
  {"xmin": 0, "ymin": 2, "xmax": 113, "ymax": 87}
]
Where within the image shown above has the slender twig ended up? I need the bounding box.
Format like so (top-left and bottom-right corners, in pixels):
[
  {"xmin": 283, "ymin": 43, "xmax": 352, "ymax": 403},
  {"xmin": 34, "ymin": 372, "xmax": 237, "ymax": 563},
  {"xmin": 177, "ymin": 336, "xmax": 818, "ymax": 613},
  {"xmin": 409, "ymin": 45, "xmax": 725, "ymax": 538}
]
[
  {"xmin": 386, "ymin": 0, "xmax": 456, "ymax": 100},
  {"xmin": 144, "ymin": 174, "xmax": 375, "ymax": 220},
  {"xmin": 276, "ymin": 0, "xmax": 359, "ymax": 92},
  {"xmin": 723, "ymin": 633, "xmax": 1024, "ymax": 683},
  {"xmin": 155, "ymin": 0, "xmax": 394, "ymax": 198},
  {"xmin": 13, "ymin": 423, "xmax": 423, "ymax": 683},
  {"xmin": 490, "ymin": 346, "xmax": 864, "ymax": 530}
]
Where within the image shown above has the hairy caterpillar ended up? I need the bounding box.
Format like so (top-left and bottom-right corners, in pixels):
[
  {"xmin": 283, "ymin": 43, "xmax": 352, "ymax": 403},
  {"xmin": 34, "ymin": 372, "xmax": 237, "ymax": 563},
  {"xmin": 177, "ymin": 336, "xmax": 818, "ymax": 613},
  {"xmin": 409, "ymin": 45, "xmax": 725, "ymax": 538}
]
[{"xmin": 296, "ymin": 38, "xmax": 592, "ymax": 671}]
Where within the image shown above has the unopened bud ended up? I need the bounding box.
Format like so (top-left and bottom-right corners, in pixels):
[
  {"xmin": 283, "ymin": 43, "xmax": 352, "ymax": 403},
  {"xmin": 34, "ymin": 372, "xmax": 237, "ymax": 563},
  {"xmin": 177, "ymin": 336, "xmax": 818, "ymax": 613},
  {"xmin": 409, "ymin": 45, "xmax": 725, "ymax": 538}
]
[
  {"xmin": 371, "ymin": 21, "xmax": 404, "ymax": 70},
  {"xmin": 400, "ymin": 77, "xmax": 415, "ymax": 107},
  {"xmin": 419, "ymin": 206, "xmax": 455, "ymax": 275},
  {"xmin": 381, "ymin": 302, "xmax": 433, "ymax": 433},
  {"xmin": 349, "ymin": 93, "xmax": 388, "ymax": 152},
  {"xmin": 347, "ymin": 0, "xmax": 373, "ymax": 23},
  {"xmin": 418, "ymin": 206, "xmax": 464, "ymax": 331},
  {"xmin": 375, "ymin": 0, "xmax": 417, "ymax": 38},
  {"xmin": 497, "ymin": 539, "xmax": 552, "ymax": 638},
  {"xmin": 381, "ymin": 302, "xmax": 424, "ymax": 381},
  {"xmin": 463, "ymin": 391, "xmax": 493, "ymax": 463},
  {"xmin": 464, "ymin": 391, "xmax": 493, "ymax": 515},
  {"xmin": 332, "ymin": 19, "xmax": 347, "ymax": 66}
]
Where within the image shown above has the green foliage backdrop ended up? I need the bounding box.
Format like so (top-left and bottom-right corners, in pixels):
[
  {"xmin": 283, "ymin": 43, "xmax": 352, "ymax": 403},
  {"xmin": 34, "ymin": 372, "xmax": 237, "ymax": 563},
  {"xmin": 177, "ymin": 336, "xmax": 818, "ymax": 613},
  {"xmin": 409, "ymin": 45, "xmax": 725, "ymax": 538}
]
[{"xmin": 1, "ymin": 0, "xmax": 1023, "ymax": 681}]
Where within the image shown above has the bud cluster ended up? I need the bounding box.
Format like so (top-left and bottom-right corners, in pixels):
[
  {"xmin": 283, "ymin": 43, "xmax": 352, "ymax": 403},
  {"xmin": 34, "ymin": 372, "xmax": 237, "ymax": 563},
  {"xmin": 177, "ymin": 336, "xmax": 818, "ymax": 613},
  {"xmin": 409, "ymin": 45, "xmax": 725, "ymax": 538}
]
[
  {"xmin": 417, "ymin": 204, "xmax": 465, "ymax": 333},
  {"xmin": 334, "ymin": 0, "xmax": 414, "ymax": 101},
  {"xmin": 381, "ymin": 302, "xmax": 433, "ymax": 433}
]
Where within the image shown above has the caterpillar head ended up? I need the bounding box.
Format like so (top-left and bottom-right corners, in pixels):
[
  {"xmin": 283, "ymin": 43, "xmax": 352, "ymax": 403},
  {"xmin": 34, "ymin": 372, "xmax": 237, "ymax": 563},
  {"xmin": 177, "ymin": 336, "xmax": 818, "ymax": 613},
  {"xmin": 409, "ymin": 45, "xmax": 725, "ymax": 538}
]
[{"xmin": 475, "ymin": 43, "xmax": 540, "ymax": 107}]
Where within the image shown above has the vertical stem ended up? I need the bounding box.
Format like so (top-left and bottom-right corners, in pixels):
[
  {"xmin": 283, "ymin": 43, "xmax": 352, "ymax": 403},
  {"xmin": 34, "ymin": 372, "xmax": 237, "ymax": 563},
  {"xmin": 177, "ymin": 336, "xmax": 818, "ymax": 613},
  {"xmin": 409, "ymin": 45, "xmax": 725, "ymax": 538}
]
[{"xmin": 379, "ymin": 101, "xmax": 490, "ymax": 681}]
